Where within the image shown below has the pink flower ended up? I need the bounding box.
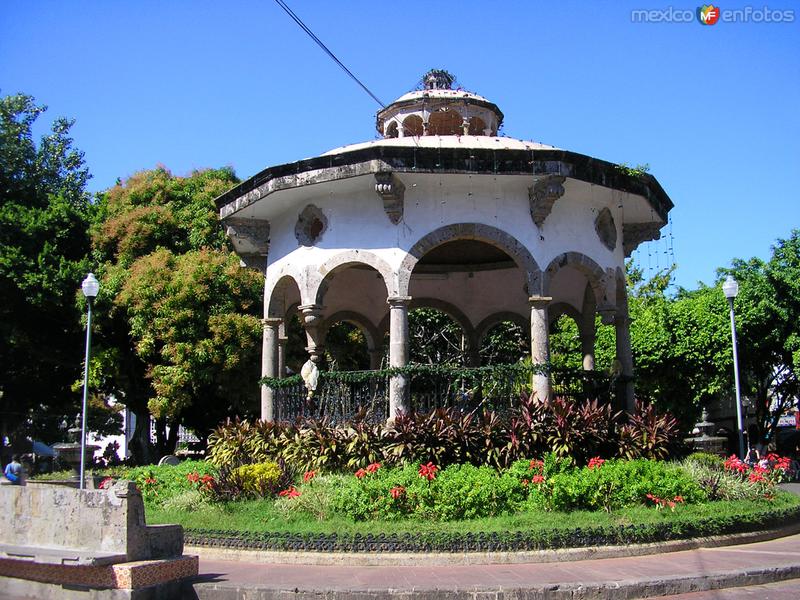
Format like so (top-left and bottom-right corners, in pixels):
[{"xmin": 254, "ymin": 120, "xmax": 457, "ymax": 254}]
[
  {"xmin": 588, "ymin": 457, "xmax": 605, "ymax": 470},
  {"xmin": 531, "ymin": 474, "xmax": 545, "ymax": 484},
  {"xmin": 99, "ymin": 477, "xmax": 113, "ymax": 489},
  {"xmin": 418, "ymin": 462, "xmax": 438, "ymax": 481},
  {"xmin": 355, "ymin": 468, "xmax": 367, "ymax": 479},
  {"xmin": 366, "ymin": 462, "xmax": 381, "ymax": 473}
]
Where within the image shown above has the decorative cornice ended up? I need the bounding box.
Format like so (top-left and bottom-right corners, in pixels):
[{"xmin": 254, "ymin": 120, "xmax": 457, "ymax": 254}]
[
  {"xmin": 223, "ymin": 218, "xmax": 270, "ymax": 271},
  {"xmin": 374, "ymin": 172, "xmax": 405, "ymax": 225},
  {"xmin": 623, "ymin": 222, "xmax": 662, "ymax": 257},
  {"xmin": 528, "ymin": 176, "xmax": 566, "ymax": 227}
]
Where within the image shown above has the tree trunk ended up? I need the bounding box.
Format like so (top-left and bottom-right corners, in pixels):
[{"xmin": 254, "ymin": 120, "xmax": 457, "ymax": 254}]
[{"xmin": 128, "ymin": 410, "xmax": 154, "ymax": 465}]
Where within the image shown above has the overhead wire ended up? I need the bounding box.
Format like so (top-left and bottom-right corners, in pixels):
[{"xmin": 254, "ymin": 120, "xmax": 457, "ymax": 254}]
[{"xmin": 273, "ymin": 0, "xmax": 386, "ymax": 109}]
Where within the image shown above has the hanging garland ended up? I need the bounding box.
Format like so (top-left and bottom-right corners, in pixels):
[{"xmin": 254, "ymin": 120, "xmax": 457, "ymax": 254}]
[{"xmin": 259, "ymin": 362, "xmax": 550, "ymax": 390}]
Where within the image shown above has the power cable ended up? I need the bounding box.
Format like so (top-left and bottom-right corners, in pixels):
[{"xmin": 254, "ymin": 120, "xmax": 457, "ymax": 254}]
[{"xmin": 273, "ymin": 0, "xmax": 386, "ymax": 108}]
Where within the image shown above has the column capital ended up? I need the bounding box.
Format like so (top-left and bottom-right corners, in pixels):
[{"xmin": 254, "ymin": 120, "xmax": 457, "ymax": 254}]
[
  {"xmin": 387, "ymin": 295, "xmax": 412, "ymax": 307},
  {"xmin": 528, "ymin": 295, "xmax": 552, "ymax": 308},
  {"xmin": 298, "ymin": 304, "xmax": 324, "ymax": 325},
  {"xmin": 262, "ymin": 317, "xmax": 283, "ymax": 328}
]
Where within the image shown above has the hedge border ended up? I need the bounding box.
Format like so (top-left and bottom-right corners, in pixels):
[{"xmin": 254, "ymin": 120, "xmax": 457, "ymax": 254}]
[{"xmin": 184, "ymin": 503, "xmax": 800, "ymax": 553}]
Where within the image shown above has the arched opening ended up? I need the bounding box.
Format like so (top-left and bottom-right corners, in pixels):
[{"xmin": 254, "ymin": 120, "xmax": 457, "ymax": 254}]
[
  {"xmin": 402, "ymin": 115, "xmax": 423, "ymax": 137},
  {"xmin": 324, "ymin": 321, "xmax": 371, "ymax": 371},
  {"xmin": 468, "ymin": 116, "xmax": 486, "ymax": 135},
  {"xmin": 479, "ymin": 319, "xmax": 529, "ymax": 365},
  {"xmin": 385, "ymin": 121, "xmax": 399, "ymax": 138},
  {"xmin": 549, "ymin": 313, "xmax": 583, "ymax": 370},
  {"xmin": 408, "ymin": 305, "xmax": 470, "ymax": 366},
  {"xmin": 428, "ymin": 109, "xmax": 463, "ymax": 135}
]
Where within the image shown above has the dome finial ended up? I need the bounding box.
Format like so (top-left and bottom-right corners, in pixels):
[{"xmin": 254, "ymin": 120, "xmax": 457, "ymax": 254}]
[{"xmin": 422, "ymin": 69, "xmax": 455, "ymax": 90}]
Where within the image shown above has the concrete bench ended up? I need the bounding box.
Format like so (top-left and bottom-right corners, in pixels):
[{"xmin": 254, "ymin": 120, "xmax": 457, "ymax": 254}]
[{"xmin": 0, "ymin": 480, "xmax": 183, "ymax": 565}]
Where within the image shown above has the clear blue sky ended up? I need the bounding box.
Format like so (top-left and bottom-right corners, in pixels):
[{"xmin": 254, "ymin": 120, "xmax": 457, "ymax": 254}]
[{"xmin": 2, "ymin": 1, "xmax": 798, "ymax": 290}]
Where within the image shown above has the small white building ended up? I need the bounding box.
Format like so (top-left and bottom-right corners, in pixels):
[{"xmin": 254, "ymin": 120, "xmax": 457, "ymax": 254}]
[{"xmin": 215, "ymin": 71, "xmax": 673, "ymax": 420}]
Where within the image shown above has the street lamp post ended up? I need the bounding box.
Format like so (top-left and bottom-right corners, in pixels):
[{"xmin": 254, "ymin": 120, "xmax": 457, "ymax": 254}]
[
  {"xmin": 79, "ymin": 273, "xmax": 99, "ymax": 490},
  {"xmin": 722, "ymin": 275, "xmax": 745, "ymax": 459}
]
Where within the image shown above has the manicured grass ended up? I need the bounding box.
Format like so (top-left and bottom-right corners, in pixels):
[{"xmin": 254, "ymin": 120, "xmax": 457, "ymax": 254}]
[{"xmin": 147, "ymin": 490, "xmax": 800, "ymax": 538}]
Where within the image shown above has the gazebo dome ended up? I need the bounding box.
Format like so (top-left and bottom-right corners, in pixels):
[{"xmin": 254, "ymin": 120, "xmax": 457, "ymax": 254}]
[{"xmin": 376, "ymin": 70, "xmax": 504, "ymax": 138}]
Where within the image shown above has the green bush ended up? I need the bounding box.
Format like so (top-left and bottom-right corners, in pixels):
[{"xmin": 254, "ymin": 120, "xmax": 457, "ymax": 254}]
[
  {"xmin": 685, "ymin": 452, "xmax": 725, "ymax": 470},
  {"xmin": 331, "ymin": 462, "xmax": 527, "ymax": 522},
  {"xmin": 117, "ymin": 459, "xmax": 217, "ymax": 506},
  {"xmin": 542, "ymin": 459, "xmax": 705, "ymax": 512}
]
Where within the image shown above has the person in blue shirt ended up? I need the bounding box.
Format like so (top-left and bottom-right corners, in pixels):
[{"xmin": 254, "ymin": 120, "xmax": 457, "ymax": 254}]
[{"xmin": 3, "ymin": 454, "xmax": 22, "ymax": 484}]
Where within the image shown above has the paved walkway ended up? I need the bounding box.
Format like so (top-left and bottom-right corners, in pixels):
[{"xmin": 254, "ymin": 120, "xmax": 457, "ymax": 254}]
[{"xmin": 190, "ymin": 532, "xmax": 800, "ymax": 599}]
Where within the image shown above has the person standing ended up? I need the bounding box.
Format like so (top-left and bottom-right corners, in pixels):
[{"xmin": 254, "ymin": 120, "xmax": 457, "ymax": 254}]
[{"xmin": 3, "ymin": 454, "xmax": 23, "ymax": 484}]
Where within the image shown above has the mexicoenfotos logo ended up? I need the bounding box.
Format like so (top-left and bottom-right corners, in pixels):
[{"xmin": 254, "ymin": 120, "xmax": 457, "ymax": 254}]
[
  {"xmin": 631, "ymin": 5, "xmax": 795, "ymax": 23},
  {"xmin": 697, "ymin": 4, "xmax": 721, "ymax": 24}
]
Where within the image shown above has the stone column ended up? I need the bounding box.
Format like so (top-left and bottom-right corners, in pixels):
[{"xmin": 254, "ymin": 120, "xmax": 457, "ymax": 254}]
[
  {"xmin": 261, "ymin": 318, "xmax": 282, "ymax": 421},
  {"xmin": 579, "ymin": 314, "xmax": 596, "ymax": 371},
  {"xmin": 277, "ymin": 335, "xmax": 287, "ymax": 378},
  {"xmin": 299, "ymin": 304, "xmax": 325, "ymax": 363},
  {"xmin": 529, "ymin": 296, "xmax": 552, "ymax": 401},
  {"xmin": 580, "ymin": 284, "xmax": 596, "ymax": 371},
  {"xmin": 388, "ymin": 296, "xmax": 412, "ymax": 419},
  {"xmin": 615, "ymin": 292, "xmax": 636, "ymax": 412},
  {"xmin": 368, "ymin": 347, "xmax": 384, "ymax": 371}
]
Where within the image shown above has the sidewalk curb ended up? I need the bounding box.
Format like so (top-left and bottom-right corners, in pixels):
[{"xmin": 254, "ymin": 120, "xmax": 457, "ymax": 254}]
[{"xmin": 187, "ymin": 521, "xmax": 800, "ymax": 566}]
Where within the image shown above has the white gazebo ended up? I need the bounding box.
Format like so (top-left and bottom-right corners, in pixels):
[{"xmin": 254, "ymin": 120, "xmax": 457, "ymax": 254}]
[{"xmin": 216, "ymin": 70, "xmax": 673, "ymax": 421}]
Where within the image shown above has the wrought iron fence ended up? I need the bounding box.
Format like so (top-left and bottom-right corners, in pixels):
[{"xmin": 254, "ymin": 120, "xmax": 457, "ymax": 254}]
[{"xmin": 267, "ymin": 363, "xmax": 618, "ymax": 423}]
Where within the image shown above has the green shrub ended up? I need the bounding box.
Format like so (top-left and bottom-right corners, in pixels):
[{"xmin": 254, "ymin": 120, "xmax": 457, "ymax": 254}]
[
  {"xmin": 117, "ymin": 459, "xmax": 217, "ymax": 506},
  {"xmin": 685, "ymin": 452, "xmax": 725, "ymax": 470},
  {"xmin": 542, "ymin": 459, "xmax": 705, "ymax": 512},
  {"xmin": 330, "ymin": 462, "xmax": 526, "ymax": 522},
  {"xmin": 161, "ymin": 489, "xmax": 208, "ymax": 512}
]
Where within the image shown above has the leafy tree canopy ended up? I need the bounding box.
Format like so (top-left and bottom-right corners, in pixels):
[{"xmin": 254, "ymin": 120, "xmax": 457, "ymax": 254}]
[
  {"xmin": 91, "ymin": 167, "xmax": 263, "ymax": 461},
  {"xmin": 0, "ymin": 93, "xmax": 115, "ymax": 445}
]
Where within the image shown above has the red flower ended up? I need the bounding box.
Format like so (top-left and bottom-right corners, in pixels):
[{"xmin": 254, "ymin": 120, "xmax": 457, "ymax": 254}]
[
  {"xmin": 390, "ymin": 485, "xmax": 405, "ymax": 499},
  {"xmin": 588, "ymin": 457, "xmax": 605, "ymax": 470},
  {"xmin": 200, "ymin": 474, "xmax": 215, "ymax": 489},
  {"xmin": 366, "ymin": 462, "xmax": 381, "ymax": 473},
  {"xmin": 528, "ymin": 459, "xmax": 544, "ymax": 472},
  {"xmin": 748, "ymin": 471, "xmax": 766, "ymax": 483},
  {"xmin": 303, "ymin": 470, "xmax": 316, "ymax": 483},
  {"xmin": 187, "ymin": 472, "xmax": 200, "ymax": 484},
  {"xmin": 521, "ymin": 478, "xmax": 529, "ymax": 487},
  {"xmin": 355, "ymin": 468, "xmax": 367, "ymax": 479},
  {"xmin": 418, "ymin": 462, "xmax": 438, "ymax": 481},
  {"xmin": 144, "ymin": 477, "xmax": 157, "ymax": 485},
  {"xmin": 674, "ymin": 495, "xmax": 684, "ymax": 503},
  {"xmin": 99, "ymin": 477, "xmax": 113, "ymax": 489},
  {"xmin": 279, "ymin": 486, "xmax": 301, "ymax": 498},
  {"xmin": 531, "ymin": 474, "xmax": 545, "ymax": 484}
]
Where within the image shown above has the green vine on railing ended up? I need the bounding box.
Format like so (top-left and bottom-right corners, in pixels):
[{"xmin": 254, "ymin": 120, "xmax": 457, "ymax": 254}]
[{"xmin": 259, "ymin": 362, "xmax": 550, "ymax": 390}]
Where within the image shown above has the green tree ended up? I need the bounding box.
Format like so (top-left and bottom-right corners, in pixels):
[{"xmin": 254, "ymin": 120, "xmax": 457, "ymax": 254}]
[
  {"xmin": 725, "ymin": 230, "xmax": 800, "ymax": 445},
  {"xmin": 91, "ymin": 167, "xmax": 263, "ymax": 462},
  {"xmin": 0, "ymin": 93, "xmax": 118, "ymax": 447}
]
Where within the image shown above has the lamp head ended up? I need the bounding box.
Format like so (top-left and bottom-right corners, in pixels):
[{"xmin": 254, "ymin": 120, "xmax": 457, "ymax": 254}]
[
  {"xmin": 81, "ymin": 273, "xmax": 100, "ymax": 298},
  {"xmin": 722, "ymin": 275, "xmax": 739, "ymax": 300}
]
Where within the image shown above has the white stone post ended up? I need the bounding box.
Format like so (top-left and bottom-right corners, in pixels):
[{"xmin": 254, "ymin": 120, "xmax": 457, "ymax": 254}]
[
  {"xmin": 388, "ymin": 295, "xmax": 412, "ymax": 419},
  {"xmin": 529, "ymin": 296, "xmax": 552, "ymax": 401},
  {"xmin": 261, "ymin": 318, "xmax": 282, "ymax": 421}
]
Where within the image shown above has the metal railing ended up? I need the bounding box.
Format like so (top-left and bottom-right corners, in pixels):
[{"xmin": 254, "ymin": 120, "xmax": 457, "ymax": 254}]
[{"xmin": 269, "ymin": 364, "xmax": 618, "ymax": 422}]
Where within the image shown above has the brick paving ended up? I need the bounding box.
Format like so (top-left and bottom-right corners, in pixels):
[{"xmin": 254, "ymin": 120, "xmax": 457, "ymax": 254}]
[{"xmin": 190, "ymin": 533, "xmax": 800, "ymax": 599}]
